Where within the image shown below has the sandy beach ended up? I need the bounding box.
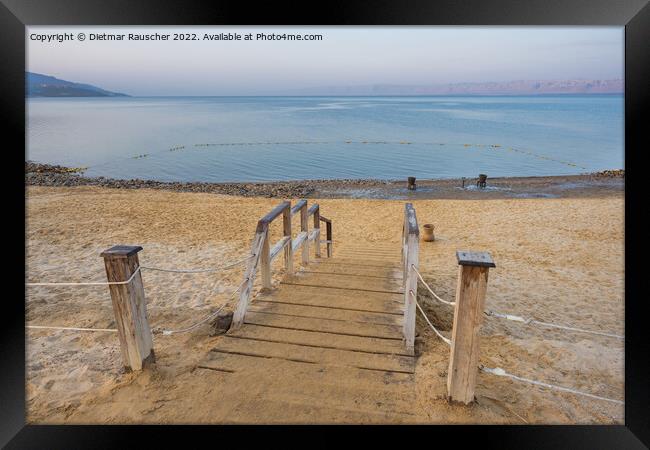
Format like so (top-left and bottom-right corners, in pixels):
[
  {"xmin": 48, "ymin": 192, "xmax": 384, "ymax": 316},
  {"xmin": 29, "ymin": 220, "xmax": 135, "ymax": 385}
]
[{"xmin": 25, "ymin": 184, "xmax": 624, "ymax": 424}]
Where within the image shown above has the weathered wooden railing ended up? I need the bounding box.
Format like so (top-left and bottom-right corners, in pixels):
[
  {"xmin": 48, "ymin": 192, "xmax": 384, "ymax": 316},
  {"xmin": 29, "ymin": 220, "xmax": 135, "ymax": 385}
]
[
  {"xmin": 401, "ymin": 203, "xmax": 419, "ymax": 354},
  {"xmin": 231, "ymin": 200, "xmax": 333, "ymax": 329}
]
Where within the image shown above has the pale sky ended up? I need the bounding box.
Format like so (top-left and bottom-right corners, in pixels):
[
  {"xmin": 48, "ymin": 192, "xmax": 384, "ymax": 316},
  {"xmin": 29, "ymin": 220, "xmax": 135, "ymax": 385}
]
[{"xmin": 27, "ymin": 26, "xmax": 623, "ymax": 96}]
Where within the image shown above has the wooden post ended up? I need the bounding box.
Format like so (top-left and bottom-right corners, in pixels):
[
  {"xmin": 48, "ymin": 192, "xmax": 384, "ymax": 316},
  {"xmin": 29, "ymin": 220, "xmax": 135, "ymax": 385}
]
[
  {"xmin": 260, "ymin": 227, "xmax": 271, "ymax": 289},
  {"xmin": 313, "ymin": 206, "xmax": 321, "ymax": 258},
  {"xmin": 231, "ymin": 229, "xmax": 266, "ymax": 329},
  {"xmin": 326, "ymin": 221, "xmax": 333, "ymax": 257},
  {"xmin": 407, "ymin": 176, "xmax": 417, "ymax": 190},
  {"xmin": 300, "ymin": 202, "xmax": 309, "ymax": 265},
  {"xmin": 100, "ymin": 245, "xmax": 154, "ymax": 372},
  {"xmin": 447, "ymin": 250, "xmax": 496, "ymax": 404},
  {"xmin": 403, "ymin": 204, "xmax": 419, "ymax": 355},
  {"xmin": 283, "ymin": 204, "xmax": 293, "ymax": 274}
]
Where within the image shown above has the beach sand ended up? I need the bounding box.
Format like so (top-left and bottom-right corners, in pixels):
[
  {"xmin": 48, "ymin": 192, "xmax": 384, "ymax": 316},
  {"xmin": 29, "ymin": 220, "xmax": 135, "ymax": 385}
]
[{"xmin": 25, "ymin": 185, "xmax": 624, "ymax": 424}]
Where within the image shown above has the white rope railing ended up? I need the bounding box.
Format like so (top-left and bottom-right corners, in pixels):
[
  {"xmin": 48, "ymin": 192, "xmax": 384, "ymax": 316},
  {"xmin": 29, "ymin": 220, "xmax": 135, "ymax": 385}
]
[
  {"xmin": 26, "ymin": 266, "xmax": 142, "ymax": 287},
  {"xmin": 484, "ymin": 310, "xmax": 624, "ymax": 340},
  {"xmin": 140, "ymin": 254, "xmax": 254, "ymax": 274},
  {"xmin": 155, "ymin": 278, "xmax": 246, "ymax": 336},
  {"xmin": 26, "ymin": 325, "xmax": 117, "ymax": 333},
  {"xmin": 410, "ymin": 290, "xmax": 451, "ymax": 345},
  {"xmin": 479, "ymin": 365, "xmax": 624, "ymax": 405},
  {"xmin": 412, "ymin": 265, "xmax": 455, "ymax": 306},
  {"xmin": 26, "ymin": 253, "xmax": 254, "ymax": 287}
]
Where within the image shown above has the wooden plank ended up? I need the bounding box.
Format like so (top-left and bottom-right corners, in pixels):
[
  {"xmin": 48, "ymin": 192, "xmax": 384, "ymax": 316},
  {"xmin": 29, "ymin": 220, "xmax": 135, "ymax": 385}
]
[
  {"xmin": 256, "ymin": 201, "xmax": 290, "ymax": 232},
  {"xmin": 312, "ymin": 206, "xmax": 321, "ymax": 258},
  {"xmin": 300, "ymin": 203, "xmax": 309, "ymax": 265},
  {"xmin": 335, "ymin": 247, "xmax": 400, "ymax": 254},
  {"xmin": 404, "ymin": 203, "xmax": 419, "ymax": 236},
  {"xmin": 281, "ymin": 273, "xmax": 402, "ymax": 294},
  {"xmin": 292, "ymin": 231, "xmax": 308, "ymax": 253},
  {"xmin": 255, "ymin": 286, "xmax": 404, "ymax": 315},
  {"xmin": 307, "ymin": 229, "xmax": 319, "ymax": 242},
  {"xmin": 215, "ymin": 396, "xmax": 416, "ymax": 424},
  {"xmin": 247, "ymin": 302, "xmax": 403, "ymax": 326},
  {"xmin": 202, "ymin": 351, "xmax": 414, "ymax": 385},
  {"xmin": 447, "ymin": 264, "xmax": 491, "ymax": 404},
  {"xmin": 325, "ymin": 220, "xmax": 332, "ymax": 257},
  {"xmin": 290, "ymin": 199, "xmax": 307, "ymax": 216},
  {"xmin": 231, "ymin": 231, "xmax": 266, "ymax": 329},
  {"xmin": 456, "ymin": 250, "xmax": 496, "ymax": 268},
  {"xmin": 301, "ymin": 270, "xmax": 401, "ymax": 281},
  {"xmin": 101, "ymin": 245, "xmax": 154, "ymax": 371},
  {"xmin": 283, "ymin": 205, "xmax": 293, "ymax": 274},
  {"xmin": 317, "ymin": 258, "xmax": 400, "ymax": 268},
  {"xmin": 215, "ymin": 335, "xmax": 415, "ymax": 373},
  {"xmin": 232, "ymin": 324, "xmax": 409, "ymax": 356},
  {"xmin": 269, "ymin": 236, "xmax": 290, "ymax": 261},
  {"xmin": 243, "ymin": 310, "xmax": 402, "ymax": 339},
  {"xmin": 260, "ymin": 228, "xmax": 271, "ymax": 289},
  {"xmin": 403, "ymin": 233, "xmax": 419, "ymax": 355},
  {"xmin": 200, "ymin": 353, "xmax": 416, "ymax": 415},
  {"xmin": 310, "ymin": 259, "xmax": 401, "ymax": 271}
]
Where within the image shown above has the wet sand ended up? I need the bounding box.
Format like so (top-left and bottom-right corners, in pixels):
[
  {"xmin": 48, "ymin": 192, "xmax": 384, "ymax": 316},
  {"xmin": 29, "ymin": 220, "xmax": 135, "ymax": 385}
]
[{"xmin": 25, "ymin": 185, "xmax": 624, "ymax": 424}]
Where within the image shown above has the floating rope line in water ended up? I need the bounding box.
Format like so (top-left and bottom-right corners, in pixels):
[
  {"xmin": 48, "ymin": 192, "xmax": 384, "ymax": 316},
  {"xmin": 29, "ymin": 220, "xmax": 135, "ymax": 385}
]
[
  {"xmin": 26, "ymin": 325, "xmax": 117, "ymax": 333},
  {"xmin": 411, "ymin": 265, "xmax": 455, "ymax": 306},
  {"xmin": 103, "ymin": 139, "xmax": 588, "ymax": 172},
  {"xmin": 141, "ymin": 254, "xmax": 254, "ymax": 274},
  {"xmin": 26, "ymin": 266, "xmax": 141, "ymax": 287},
  {"xmin": 410, "ymin": 290, "xmax": 451, "ymax": 345},
  {"xmin": 77, "ymin": 138, "xmax": 590, "ymax": 174},
  {"xmin": 479, "ymin": 365, "xmax": 624, "ymax": 405},
  {"xmin": 484, "ymin": 310, "xmax": 624, "ymax": 340}
]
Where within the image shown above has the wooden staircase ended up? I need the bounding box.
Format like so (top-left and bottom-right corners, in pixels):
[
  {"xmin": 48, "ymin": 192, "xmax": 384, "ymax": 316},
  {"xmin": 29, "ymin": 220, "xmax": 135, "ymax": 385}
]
[{"xmin": 200, "ymin": 243, "xmax": 419, "ymax": 423}]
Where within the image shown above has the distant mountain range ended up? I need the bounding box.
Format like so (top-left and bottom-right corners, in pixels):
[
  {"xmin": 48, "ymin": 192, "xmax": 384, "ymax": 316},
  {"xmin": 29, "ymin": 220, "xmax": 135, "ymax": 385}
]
[
  {"xmin": 25, "ymin": 72, "xmax": 623, "ymax": 97},
  {"xmin": 282, "ymin": 79, "xmax": 623, "ymax": 96},
  {"xmin": 26, "ymin": 72, "xmax": 129, "ymax": 97}
]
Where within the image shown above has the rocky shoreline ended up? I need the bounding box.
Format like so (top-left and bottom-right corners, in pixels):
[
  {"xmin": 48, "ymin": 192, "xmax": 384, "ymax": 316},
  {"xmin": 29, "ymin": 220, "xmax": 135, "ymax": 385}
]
[{"xmin": 25, "ymin": 162, "xmax": 623, "ymax": 199}]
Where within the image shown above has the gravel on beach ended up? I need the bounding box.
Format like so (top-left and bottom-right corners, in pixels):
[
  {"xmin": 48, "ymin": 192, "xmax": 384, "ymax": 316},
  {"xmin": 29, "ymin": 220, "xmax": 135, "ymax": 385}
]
[{"xmin": 25, "ymin": 161, "xmax": 623, "ymax": 199}]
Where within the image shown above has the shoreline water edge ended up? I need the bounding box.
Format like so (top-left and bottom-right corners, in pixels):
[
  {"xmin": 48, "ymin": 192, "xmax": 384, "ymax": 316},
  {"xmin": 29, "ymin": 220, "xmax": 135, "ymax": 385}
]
[{"xmin": 25, "ymin": 162, "xmax": 623, "ymax": 200}]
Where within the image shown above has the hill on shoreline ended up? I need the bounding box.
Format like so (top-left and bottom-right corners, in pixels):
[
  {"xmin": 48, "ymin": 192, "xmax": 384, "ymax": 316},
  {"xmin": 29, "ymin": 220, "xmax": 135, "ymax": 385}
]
[
  {"xmin": 282, "ymin": 79, "xmax": 623, "ymax": 96},
  {"xmin": 26, "ymin": 72, "xmax": 129, "ymax": 97}
]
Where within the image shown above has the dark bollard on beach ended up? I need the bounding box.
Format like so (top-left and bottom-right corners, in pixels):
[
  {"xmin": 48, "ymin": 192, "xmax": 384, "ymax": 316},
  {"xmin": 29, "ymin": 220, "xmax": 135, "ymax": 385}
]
[{"xmin": 407, "ymin": 176, "xmax": 416, "ymax": 190}]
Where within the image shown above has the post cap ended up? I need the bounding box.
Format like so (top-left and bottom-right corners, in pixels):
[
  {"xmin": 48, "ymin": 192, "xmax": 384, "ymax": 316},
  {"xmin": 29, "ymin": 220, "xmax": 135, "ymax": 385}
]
[
  {"xmin": 100, "ymin": 245, "xmax": 143, "ymax": 259},
  {"xmin": 456, "ymin": 250, "xmax": 495, "ymax": 268}
]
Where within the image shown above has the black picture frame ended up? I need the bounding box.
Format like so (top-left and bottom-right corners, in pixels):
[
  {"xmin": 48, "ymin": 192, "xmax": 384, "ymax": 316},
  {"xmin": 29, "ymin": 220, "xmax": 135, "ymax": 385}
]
[{"xmin": 2, "ymin": 0, "xmax": 648, "ymax": 447}]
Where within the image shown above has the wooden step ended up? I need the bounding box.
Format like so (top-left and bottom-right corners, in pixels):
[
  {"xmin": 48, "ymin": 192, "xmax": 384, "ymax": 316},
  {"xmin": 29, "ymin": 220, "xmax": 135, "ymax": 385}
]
[
  {"xmin": 303, "ymin": 263, "xmax": 403, "ymax": 279},
  {"xmin": 213, "ymin": 335, "xmax": 415, "ymax": 373},
  {"xmin": 283, "ymin": 272, "xmax": 402, "ymax": 293},
  {"xmin": 255, "ymin": 286, "xmax": 404, "ymax": 315},
  {"xmin": 333, "ymin": 253, "xmax": 400, "ymax": 261},
  {"xmin": 247, "ymin": 301, "xmax": 403, "ymax": 326},
  {"xmin": 244, "ymin": 310, "xmax": 403, "ymax": 339},
  {"xmin": 315, "ymin": 257, "xmax": 401, "ymax": 269},
  {"xmin": 231, "ymin": 323, "xmax": 409, "ymax": 356},
  {"xmin": 199, "ymin": 353, "xmax": 416, "ymax": 418},
  {"xmin": 218, "ymin": 395, "xmax": 416, "ymax": 424}
]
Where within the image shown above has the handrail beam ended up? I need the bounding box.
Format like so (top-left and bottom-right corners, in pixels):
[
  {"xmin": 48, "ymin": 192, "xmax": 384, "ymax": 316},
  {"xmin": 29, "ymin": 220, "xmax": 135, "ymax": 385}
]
[
  {"xmin": 257, "ymin": 201, "xmax": 291, "ymax": 232},
  {"xmin": 291, "ymin": 199, "xmax": 308, "ymax": 216}
]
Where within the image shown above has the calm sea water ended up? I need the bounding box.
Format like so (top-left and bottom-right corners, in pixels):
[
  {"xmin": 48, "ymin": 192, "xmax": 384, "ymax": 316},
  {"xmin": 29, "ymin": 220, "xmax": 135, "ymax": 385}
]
[{"xmin": 27, "ymin": 96, "xmax": 624, "ymax": 182}]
